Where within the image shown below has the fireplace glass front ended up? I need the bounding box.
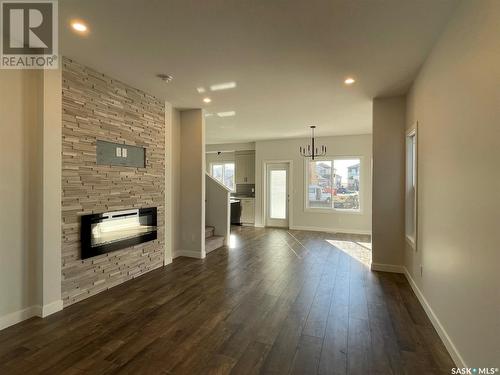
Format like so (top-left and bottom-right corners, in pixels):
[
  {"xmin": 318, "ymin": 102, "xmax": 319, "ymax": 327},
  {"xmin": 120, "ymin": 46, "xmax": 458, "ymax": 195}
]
[{"xmin": 81, "ymin": 207, "xmax": 157, "ymax": 259}]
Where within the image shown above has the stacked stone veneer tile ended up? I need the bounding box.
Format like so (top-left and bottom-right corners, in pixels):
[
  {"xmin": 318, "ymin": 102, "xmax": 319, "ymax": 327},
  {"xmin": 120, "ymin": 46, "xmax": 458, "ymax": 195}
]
[{"xmin": 61, "ymin": 58, "xmax": 165, "ymax": 306}]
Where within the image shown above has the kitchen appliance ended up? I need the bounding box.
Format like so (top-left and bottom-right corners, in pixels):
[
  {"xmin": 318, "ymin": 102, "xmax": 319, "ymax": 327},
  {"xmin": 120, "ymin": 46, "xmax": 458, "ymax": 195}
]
[{"xmin": 230, "ymin": 200, "xmax": 242, "ymax": 225}]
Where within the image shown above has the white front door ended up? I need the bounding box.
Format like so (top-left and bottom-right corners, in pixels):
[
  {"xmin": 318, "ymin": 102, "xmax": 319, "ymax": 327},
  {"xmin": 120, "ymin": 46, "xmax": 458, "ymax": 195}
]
[{"xmin": 266, "ymin": 163, "xmax": 289, "ymax": 228}]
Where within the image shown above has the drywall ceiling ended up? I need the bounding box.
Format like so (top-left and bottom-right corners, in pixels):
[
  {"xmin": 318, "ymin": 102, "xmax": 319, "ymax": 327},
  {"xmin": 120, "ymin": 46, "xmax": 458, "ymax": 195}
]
[{"xmin": 60, "ymin": 0, "xmax": 457, "ymax": 144}]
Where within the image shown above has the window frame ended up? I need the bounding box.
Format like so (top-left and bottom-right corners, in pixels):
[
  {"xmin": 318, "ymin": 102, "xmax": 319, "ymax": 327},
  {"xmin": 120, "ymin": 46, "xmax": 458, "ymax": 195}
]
[
  {"xmin": 210, "ymin": 162, "xmax": 236, "ymax": 192},
  {"xmin": 304, "ymin": 156, "xmax": 363, "ymax": 214},
  {"xmin": 405, "ymin": 126, "xmax": 418, "ymax": 250}
]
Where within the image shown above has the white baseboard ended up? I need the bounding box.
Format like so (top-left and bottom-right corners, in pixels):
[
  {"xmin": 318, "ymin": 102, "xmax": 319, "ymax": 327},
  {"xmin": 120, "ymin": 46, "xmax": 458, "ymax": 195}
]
[
  {"xmin": 403, "ymin": 267, "xmax": 466, "ymax": 368},
  {"xmin": 0, "ymin": 299, "xmax": 63, "ymax": 331},
  {"xmin": 289, "ymin": 225, "xmax": 371, "ymax": 236},
  {"xmin": 0, "ymin": 306, "xmax": 38, "ymax": 331},
  {"xmin": 164, "ymin": 257, "xmax": 173, "ymax": 266},
  {"xmin": 39, "ymin": 299, "xmax": 63, "ymax": 318},
  {"xmin": 370, "ymin": 263, "xmax": 465, "ymax": 367},
  {"xmin": 371, "ymin": 262, "xmax": 405, "ymax": 273},
  {"xmin": 174, "ymin": 249, "xmax": 205, "ymax": 259}
]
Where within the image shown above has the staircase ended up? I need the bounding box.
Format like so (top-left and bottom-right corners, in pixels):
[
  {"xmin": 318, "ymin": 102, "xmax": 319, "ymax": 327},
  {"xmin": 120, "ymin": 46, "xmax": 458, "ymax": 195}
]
[
  {"xmin": 205, "ymin": 173, "xmax": 230, "ymax": 255},
  {"xmin": 205, "ymin": 226, "xmax": 225, "ymax": 254}
]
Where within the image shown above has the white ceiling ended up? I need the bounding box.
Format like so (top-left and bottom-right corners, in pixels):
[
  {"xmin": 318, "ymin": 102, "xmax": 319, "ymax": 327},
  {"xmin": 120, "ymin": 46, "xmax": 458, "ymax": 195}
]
[{"xmin": 60, "ymin": 0, "xmax": 457, "ymax": 144}]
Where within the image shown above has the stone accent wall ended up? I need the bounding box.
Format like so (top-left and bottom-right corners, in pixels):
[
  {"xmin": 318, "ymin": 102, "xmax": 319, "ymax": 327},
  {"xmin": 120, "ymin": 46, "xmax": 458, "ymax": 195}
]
[{"xmin": 61, "ymin": 58, "xmax": 165, "ymax": 306}]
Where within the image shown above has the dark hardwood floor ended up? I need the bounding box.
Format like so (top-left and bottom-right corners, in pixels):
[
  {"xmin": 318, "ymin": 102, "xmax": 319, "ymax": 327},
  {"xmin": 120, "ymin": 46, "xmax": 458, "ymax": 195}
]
[{"xmin": 0, "ymin": 227, "xmax": 455, "ymax": 374}]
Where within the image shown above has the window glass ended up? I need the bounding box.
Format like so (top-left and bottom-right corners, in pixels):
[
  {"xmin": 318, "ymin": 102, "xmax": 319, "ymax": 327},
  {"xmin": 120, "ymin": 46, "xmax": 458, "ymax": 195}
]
[
  {"xmin": 224, "ymin": 163, "xmax": 235, "ymax": 191},
  {"xmin": 212, "ymin": 164, "xmax": 223, "ymax": 182},
  {"xmin": 211, "ymin": 163, "xmax": 235, "ymax": 191},
  {"xmin": 270, "ymin": 170, "xmax": 287, "ymax": 219},
  {"xmin": 406, "ymin": 133, "xmax": 416, "ymax": 242},
  {"xmin": 307, "ymin": 161, "xmax": 333, "ymax": 208},
  {"xmin": 307, "ymin": 158, "xmax": 361, "ymax": 211},
  {"xmin": 334, "ymin": 159, "xmax": 360, "ymax": 210}
]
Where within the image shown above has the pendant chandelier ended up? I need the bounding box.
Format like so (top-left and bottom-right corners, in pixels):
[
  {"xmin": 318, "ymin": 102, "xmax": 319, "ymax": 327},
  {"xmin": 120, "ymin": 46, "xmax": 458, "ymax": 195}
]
[{"xmin": 299, "ymin": 126, "xmax": 327, "ymax": 160}]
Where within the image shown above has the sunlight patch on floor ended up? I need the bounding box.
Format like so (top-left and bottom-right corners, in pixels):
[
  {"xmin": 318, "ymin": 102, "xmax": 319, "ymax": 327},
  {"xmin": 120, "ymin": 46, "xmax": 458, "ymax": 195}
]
[
  {"xmin": 326, "ymin": 239, "xmax": 372, "ymax": 266},
  {"xmin": 229, "ymin": 234, "xmax": 237, "ymax": 249}
]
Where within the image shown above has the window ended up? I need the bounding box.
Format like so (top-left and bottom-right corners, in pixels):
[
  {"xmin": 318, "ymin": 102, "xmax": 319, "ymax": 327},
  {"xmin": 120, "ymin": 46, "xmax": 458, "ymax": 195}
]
[
  {"xmin": 210, "ymin": 163, "xmax": 235, "ymax": 191},
  {"xmin": 306, "ymin": 158, "xmax": 361, "ymax": 211},
  {"xmin": 406, "ymin": 129, "xmax": 417, "ymax": 247}
]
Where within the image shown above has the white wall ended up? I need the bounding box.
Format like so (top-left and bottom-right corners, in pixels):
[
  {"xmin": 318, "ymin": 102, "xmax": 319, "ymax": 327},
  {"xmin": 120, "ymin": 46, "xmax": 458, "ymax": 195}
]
[
  {"xmin": 206, "ymin": 142, "xmax": 255, "ymax": 153},
  {"xmin": 255, "ymin": 135, "xmax": 372, "ymax": 234},
  {"xmin": 205, "ymin": 141, "xmax": 256, "ymax": 173},
  {"xmin": 205, "ymin": 174, "xmax": 231, "ymax": 242},
  {"xmin": 164, "ymin": 102, "xmax": 175, "ymax": 264},
  {"xmin": 179, "ymin": 109, "xmax": 206, "ymax": 258},
  {"xmin": 0, "ymin": 69, "xmax": 62, "ymax": 328},
  {"xmin": 372, "ymin": 97, "xmax": 406, "ymax": 269},
  {"xmin": 0, "ymin": 70, "xmax": 39, "ymax": 325},
  {"xmin": 405, "ymin": 0, "xmax": 500, "ymax": 367},
  {"xmin": 170, "ymin": 109, "xmax": 182, "ymax": 259},
  {"xmin": 40, "ymin": 69, "xmax": 62, "ymax": 315},
  {"xmin": 205, "ymin": 151, "xmax": 235, "ymax": 173}
]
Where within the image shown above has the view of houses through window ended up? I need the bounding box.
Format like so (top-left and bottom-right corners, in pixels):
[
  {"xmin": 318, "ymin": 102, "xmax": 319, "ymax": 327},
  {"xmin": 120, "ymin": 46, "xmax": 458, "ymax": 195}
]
[
  {"xmin": 211, "ymin": 163, "xmax": 235, "ymax": 191},
  {"xmin": 307, "ymin": 158, "xmax": 361, "ymax": 210}
]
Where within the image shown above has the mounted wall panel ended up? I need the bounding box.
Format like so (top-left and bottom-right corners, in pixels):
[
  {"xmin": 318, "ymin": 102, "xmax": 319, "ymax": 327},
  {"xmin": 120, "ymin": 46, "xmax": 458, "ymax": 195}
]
[{"xmin": 96, "ymin": 140, "xmax": 146, "ymax": 168}]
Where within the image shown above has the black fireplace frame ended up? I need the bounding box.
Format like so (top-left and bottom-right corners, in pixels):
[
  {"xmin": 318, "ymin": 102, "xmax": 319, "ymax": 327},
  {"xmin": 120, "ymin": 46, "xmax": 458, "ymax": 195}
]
[{"xmin": 81, "ymin": 207, "xmax": 157, "ymax": 259}]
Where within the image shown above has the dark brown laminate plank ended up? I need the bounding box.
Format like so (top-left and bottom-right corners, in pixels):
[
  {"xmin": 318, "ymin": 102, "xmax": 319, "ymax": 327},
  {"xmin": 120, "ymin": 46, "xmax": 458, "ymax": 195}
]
[
  {"xmin": 0, "ymin": 227, "xmax": 456, "ymax": 375},
  {"xmin": 289, "ymin": 334, "xmax": 323, "ymax": 375},
  {"xmin": 318, "ymin": 250, "xmax": 350, "ymax": 375}
]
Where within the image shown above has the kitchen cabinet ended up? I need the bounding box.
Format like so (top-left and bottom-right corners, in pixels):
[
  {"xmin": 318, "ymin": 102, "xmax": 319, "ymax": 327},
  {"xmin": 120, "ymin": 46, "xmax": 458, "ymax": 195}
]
[
  {"xmin": 235, "ymin": 150, "xmax": 255, "ymax": 184},
  {"xmin": 240, "ymin": 198, "xmax": 255, "ymax": 225}
]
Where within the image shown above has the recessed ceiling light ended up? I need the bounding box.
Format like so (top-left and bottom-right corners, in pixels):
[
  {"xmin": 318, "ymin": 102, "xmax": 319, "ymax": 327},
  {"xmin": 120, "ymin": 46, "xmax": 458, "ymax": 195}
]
[
  {"xmin": 344, "ymin": 77, "xmax": 355, "ymax": 85},
  {"xmin": 203, "ymin": 97, "xmax": 212, "ymax": 103},
  {"xmin": 197, "ymin": 87, "xmax": 206, "ymax": 93},
  {"xmin": 71, "ymin": 21, "xmax": 88, "ymax": 33},
  {"xmin": 217, "ymin": 111, "xmax": 236, "ymax": 117},
  {"xmin": 210, "ymin": 82, "xmax": 237, "ymax": 91}
]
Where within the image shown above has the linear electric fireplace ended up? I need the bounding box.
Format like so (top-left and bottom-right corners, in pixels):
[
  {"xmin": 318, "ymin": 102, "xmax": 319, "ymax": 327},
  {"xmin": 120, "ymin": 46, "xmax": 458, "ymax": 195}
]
[{"xmin": 81, "ymin": 207, "xmax": 157, "ymax": 259}]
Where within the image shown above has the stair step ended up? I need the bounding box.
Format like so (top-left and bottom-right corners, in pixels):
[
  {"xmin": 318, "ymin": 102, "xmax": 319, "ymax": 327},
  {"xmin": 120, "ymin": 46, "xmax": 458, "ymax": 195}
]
[
  {"xmin": 205, "ymin": 235, "xmax": 224, "ymax": 254},
  {"xmin": 205, "ymin": 226, "xmax": 215, "ymax": 239}
]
